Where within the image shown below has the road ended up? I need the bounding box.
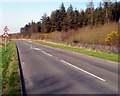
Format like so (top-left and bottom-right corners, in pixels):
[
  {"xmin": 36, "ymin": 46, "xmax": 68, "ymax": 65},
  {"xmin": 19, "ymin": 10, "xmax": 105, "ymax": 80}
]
[{"xmin": 14, "ymin": 40, "xmax": 118, "ymax": 94}]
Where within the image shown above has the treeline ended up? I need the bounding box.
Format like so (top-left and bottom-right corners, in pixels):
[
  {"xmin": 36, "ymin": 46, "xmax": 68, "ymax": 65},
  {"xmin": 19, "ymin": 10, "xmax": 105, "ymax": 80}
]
[{"xmin": 20, "ymin": 1, "xmax": 120, "ymax": 36}]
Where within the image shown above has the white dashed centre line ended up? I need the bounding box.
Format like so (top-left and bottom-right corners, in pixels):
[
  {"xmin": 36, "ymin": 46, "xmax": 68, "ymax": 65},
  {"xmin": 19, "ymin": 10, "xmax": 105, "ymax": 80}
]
[
  {"xmin": 61, "ymin": 60, "xmax": 106, "ymax": 82},
  {"xmin": 41, "ymin": 51, "xmax": 52, "ymax": 57},
  {"xmin": 34, "ymin": 48, "xmax": 41, "ymax": 51},
  {"xmin": 28, "ymin": 41, "xmax": 32, "ymax": 42},
  {"xmin": 29, "ymin": 45, "xmax": 33, "ymax": 49},
  {"xmin": 24, "ymin": 41, "xmax": 105, "ymax": 82}
]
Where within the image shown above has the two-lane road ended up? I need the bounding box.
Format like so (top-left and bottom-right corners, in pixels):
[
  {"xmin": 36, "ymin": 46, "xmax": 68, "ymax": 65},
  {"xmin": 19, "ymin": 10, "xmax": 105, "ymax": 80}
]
[{"xmin": 14, "ymin": 40, "xmax": 118, "ymax": 94}]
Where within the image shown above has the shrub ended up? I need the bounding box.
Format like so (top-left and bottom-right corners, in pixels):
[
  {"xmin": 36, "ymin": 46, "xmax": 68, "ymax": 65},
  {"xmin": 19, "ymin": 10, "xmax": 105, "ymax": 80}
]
[
  {"xmin": 105, "ymin": 31, "xmax": 119, "ymax": 46},
  {"xmin": 73, "ymin": 39, "xmax": 79, "ymax": 43}
]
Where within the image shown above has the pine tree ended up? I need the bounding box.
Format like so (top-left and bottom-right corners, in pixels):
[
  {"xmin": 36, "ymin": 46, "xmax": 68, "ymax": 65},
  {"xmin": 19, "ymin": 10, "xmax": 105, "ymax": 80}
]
[
  {"xmin": 50, "ymin": 10, "xmax": 62, "ymax": 31},
  {"xmin": 41, "ymin": 13, "xmax": 51, "ymax": 33},
  {"xmin": 59, "ymin": 3, "xmax": 67, "ymax": 31},
  {"xmin": 87, "ymin": 0, "xmax": 94, "ymax": 25},
  {"xmin": 66, "ymin": 4, "xmax": 74, "ymax": 29},
  {"xmin": 20, "ymin": 1, "xmax": 120, "ymax": 38},
  {"xmin": 102, "ymin": 0, "xmax": 112, "ymax": 24},
  {"xmin": 73, "ymin": 8, "xmax": 80, "ymax": 28},
  {"xmin": 79, "ymin": 10, "xmax": 85, "ymax": 27},
  {"xmin": 37, "ymin": 22, "xmax": 41, "ymax": 33}
]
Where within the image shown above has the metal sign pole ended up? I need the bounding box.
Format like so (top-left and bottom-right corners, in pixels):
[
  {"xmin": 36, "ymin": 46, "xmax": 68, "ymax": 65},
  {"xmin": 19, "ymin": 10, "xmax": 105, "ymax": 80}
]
[{"xmin": 5, "ymin": 37, "xmax": 7, "ymax": 52}]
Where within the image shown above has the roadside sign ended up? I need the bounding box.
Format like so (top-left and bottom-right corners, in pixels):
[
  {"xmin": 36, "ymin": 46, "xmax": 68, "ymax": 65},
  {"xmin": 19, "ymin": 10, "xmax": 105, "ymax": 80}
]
[
  {"xmin": 2, "ymin": 26, "xmax": 9, "ymax": 51},
  {"xmin": 2, "ymin": 33, "xmax": 9, "ymax": 37},
  {"xmin": 3, "ymin": 26, "xmax": 9, "ymax": 32},
  {"xmin": 2, "ymin": 26, "xmax": 9, "ymax": 37}
]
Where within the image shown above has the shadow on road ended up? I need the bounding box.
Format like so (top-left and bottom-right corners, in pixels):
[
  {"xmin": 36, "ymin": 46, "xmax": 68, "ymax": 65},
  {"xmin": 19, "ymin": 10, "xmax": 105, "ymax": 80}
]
[{"xmin": 27, "ymin": 75, "xmax": 72, "ymax": 94}]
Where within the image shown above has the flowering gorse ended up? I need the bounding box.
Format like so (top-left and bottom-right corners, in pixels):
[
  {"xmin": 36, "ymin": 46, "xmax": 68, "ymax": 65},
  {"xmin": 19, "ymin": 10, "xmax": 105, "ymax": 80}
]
[{"xmin": 105, "ymin": 31, "xmax": 119, "ymax": 46}]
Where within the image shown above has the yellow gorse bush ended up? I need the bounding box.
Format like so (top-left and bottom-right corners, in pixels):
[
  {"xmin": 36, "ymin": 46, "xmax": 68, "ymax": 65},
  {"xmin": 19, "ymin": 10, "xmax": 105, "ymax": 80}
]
[
  {"xmin": 105, "ymin": 31, "xmax": 119, "ymax": 46},
  {"xmin": 43, "ymin": 33, "xmax": 49, "ymax": 36}
]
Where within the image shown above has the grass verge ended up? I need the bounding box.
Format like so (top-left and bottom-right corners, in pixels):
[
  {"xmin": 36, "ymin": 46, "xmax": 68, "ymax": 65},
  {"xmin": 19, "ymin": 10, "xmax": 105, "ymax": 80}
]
[
  {"xmin": 0, "ymin": 47, "xmax": 2, "ymax": 96},
  {"xmin": 2, "ymin": 40, "xmax": 21, "ymax": 95},
  {"xmin": 33, "ymin": 40, "xmax": 119, "ymax": 62}
]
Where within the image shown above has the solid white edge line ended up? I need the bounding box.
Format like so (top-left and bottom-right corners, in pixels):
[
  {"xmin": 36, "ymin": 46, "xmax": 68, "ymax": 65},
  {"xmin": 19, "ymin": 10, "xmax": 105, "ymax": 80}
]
[
  {"xmin": 61, "ymin": 60, "xmax": 106, "ymax": 82},
  {"xmin": 41, "ymin": 51, "xmax": 52, "ymax": 57}
]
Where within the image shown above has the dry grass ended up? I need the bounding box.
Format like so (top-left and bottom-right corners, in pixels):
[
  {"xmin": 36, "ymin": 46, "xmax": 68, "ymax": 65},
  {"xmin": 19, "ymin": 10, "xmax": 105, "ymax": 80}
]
[
  {"xmin": 18, "ymin": 22, "xmax": 118, "ymax": 46},
  {"xmin": 65, "ymin": 23, "xmax": 118, "ymax": 45},
  {"xmin": 30, "ymin": 33, "xmax": 41, "ymax": 39},
  {"xmin": 47, "ymin": 31, "xmax": 66, "ymax": 41}
]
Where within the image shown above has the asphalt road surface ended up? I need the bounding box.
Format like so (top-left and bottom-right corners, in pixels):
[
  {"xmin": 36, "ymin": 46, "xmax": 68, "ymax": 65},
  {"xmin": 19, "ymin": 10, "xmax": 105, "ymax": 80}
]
[{"xmin": 14, "ymin": 40, "xmax": 118, "ymax": 94}]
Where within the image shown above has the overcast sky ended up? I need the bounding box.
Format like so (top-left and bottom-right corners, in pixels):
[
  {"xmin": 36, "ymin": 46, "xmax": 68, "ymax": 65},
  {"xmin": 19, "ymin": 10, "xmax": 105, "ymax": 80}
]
[{"xmin": 0, "ymin": 0, "xmax": 119, "ymax": 35}]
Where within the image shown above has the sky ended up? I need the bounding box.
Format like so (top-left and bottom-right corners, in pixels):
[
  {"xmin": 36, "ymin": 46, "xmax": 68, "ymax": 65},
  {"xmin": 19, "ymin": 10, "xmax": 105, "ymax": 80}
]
[{"xmin": 0, "ymin": 0, "xmax": 118, "ymax": 35}]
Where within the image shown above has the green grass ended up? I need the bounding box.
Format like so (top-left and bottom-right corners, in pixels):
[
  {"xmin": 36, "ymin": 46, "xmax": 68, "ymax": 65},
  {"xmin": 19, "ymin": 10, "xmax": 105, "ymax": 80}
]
[
  {"xmin": 2, "ymin": 40, "xmax": 21, "ymax": 95},
  {"xmin": 33, "ymin": 40, "xmax": 119, "ymax": 62},
  {"xmin": 0, "ymin": 47, "xmax": 2, "ymax": 96}
]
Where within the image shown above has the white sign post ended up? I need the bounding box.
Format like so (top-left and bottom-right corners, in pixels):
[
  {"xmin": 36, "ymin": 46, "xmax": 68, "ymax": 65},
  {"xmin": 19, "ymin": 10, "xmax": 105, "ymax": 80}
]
[
  {"xmin": 5, "ymin": 37, "xmax": 7, "ymax": 52},
  {"xmin": 2, "ymin": 26, "xmax": 9, "ymax": 52}
]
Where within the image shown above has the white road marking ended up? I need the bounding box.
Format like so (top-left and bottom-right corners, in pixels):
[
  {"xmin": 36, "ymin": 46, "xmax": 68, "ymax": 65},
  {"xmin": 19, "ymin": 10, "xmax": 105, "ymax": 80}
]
[
  {"xmin": 28, "ymin": 41, "xmax": 32, "ymax": 42},
  {"xmin": 23, "ymin": 42, "xmax": 29, "ymax": 46},
  {"xmin": 29, "ymin": 45, "xmax": 33, "ymax": 49},
  {"xmin": 61, "ymin": 60, "xmax": 106, "ymax": 82},
  {"xmin": 34, "ymin": 48, "xmax": 41, "ymax": 51},
  {"xmin": 41, "ymin": 51, "xmax": 52, "ymax": 57}
]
